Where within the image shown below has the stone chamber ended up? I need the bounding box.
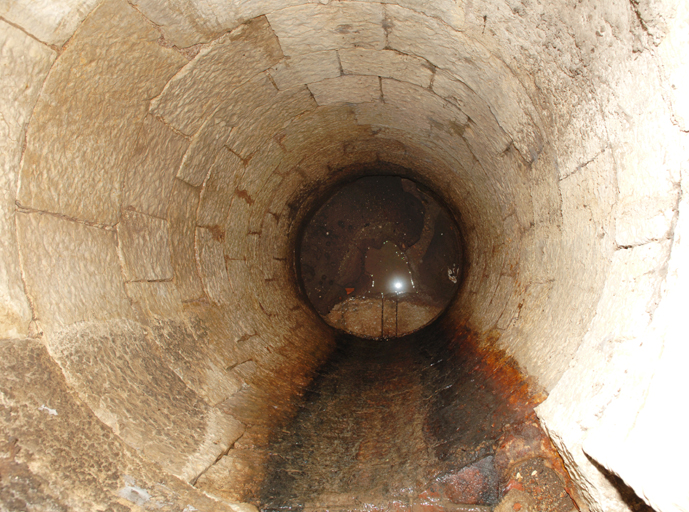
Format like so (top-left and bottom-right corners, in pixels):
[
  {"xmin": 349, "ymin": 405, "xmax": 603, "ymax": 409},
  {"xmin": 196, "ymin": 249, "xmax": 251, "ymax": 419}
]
[{"xmin": 0, "ymin": 1, "xmax": 688, "ymax": 511}]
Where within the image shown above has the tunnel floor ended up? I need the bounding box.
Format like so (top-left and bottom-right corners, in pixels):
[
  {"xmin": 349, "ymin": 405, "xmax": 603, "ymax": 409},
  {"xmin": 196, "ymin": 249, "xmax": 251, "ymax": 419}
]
[{"xmin": 240, "ymin": 324, "xmax": 578, "ymax": 512}]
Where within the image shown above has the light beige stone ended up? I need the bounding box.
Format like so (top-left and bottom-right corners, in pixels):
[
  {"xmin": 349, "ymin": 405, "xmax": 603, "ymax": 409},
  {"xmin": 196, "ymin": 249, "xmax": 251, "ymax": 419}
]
[
  {"xmin": 224, "ymin": 194, "xmax": 252, "ymax": 260},
  {"xmin": 266, "ymin": 3, "xmax": 385, "ymax": 56},
  {"xmin": 270, "ymin": 51, "xmax": 342, "ymax": 90},
  {"xmin": 308, "ymin": 74, "xmax": 381, "ymax": 105},
  {"xmin": 148, "ymin": 319, "xmax": 243, "ymax": 406},
  {"xmin": 117, "ymin": 210, "xmax": 173, "ymax": 282},
  {"xmin": 177, "ymin": 117, "xmax": 231, "ymax": 187},
  {"xmin": 657, "ymin": 0, "xmax": 689, "ymax": 131},
  {"xmin": 177, "ymin": 73, "xmax": 277, "ymax": 184},
  {"xmin": 49, "ymin": 319, "xmax": 244, "ymax": 483},
  {"xmin": 339, "ymin": 48, "xmax": 434, "ymax": 88},
  {"xmin": 583, "ymin": 184, "xmax": 689, "ymax": 512},
  {"xmin": 0, "ymin": 0, "xmax": 101, "ymax": 46},
  {"xmin": 198, "ymin": 147, "xmax": 246, "ymax": 226},
  {"xmin": 280, "ymin": 105, "xmax": 364, "ymax": 153},
  {"xmin": 432, "ymin": 70, "xmax": 511, "ymax": 154},
  {"xmin": 150, "ymin": 17, "xmax": 282, "ymax": 135},
  {"xmin": 197, "ymin": 226, "xmax": 233, "ymax": 307},
  {"xmin": 16, "ymin": 212, "xmax": 134, "ymax": 335},
  {"xmin": 0, "ymin": 21, "xmax": 55, "ymax": 338},
  {"xmin": 130, "ymin": 0, "xmax": 313, "ymax": 48},
  {"xmin": 17, "ymin": 0, "xmax": 186, "ymax": 225},
  {"xmin": 355, "ymin": 101, "xmax": 430, "ymax": 137},
  {"xmin": 122, "ymin": 115, "xmax": 190, "ymax": 219},
  {"xmin": 386, "ymin": 5, "xmax": 543, "ymax": 162},
  {"xmin": 125, "ymin": 281, "xmax": 183, "ymax": 318},
  {"xmin": 225, "ymin": 83, "xmax": 317, "ymax": 158},
  {"xmin": 380, "ymin": 0, "xmax": 465, "ymax": 30},
  {"xmin": 383, "ymin": 78, "xmax": 468, "ymax": 134},
  {"xmin": 0, "ymin": 337, "xmax": 239, "ymax": 511},
  {"xmin": 168, "ymin": 179, "xmax": 204, "ymax": 301}
]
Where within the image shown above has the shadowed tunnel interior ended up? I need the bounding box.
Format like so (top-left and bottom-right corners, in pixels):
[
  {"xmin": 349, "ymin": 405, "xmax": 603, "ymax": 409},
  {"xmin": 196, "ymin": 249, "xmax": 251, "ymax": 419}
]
[{"xmin": 0, "ymin": 1, "xmax": 688, "ymax": 512}]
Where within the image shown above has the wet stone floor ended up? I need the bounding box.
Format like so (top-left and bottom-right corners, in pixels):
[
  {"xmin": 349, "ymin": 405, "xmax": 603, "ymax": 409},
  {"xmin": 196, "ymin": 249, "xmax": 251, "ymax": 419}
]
[{"xmin": 251, "ymin": 323, "xmax": 578, "ymax": 512}]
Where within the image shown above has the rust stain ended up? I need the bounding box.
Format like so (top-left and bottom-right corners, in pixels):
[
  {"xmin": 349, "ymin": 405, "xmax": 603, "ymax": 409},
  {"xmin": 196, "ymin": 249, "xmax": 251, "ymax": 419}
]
[{"xmin": 235, "ymin": 189, "xmax": 255, "ymax": 205}]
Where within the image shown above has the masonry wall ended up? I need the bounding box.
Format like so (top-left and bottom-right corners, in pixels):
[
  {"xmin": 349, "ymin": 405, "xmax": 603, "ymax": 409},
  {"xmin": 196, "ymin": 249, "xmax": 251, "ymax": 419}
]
[{"xmin": 0, "ymin": 1, "xmax": 687, "ymax": 511}]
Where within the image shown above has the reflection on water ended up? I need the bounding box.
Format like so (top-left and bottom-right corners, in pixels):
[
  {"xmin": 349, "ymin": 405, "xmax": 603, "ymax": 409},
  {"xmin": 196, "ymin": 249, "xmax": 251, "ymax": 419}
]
[
  {"xmin": 364, "ymin": 241, "xmax": 414, "ymax": 295},
  {"xmin": 298, "ymin": 175, "xmax": 462, "ymax": 339}
]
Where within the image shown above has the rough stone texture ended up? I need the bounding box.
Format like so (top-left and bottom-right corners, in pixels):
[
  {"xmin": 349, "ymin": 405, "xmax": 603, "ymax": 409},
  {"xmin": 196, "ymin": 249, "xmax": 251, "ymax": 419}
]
[
  {"xmin": 117, "ymin": 210, "xmax": 173, "ymax": 282},
  {"xmin": 197, "ymin": 226, "xmax": 233, "ymax": 306},
  {"xmin": 125, "ymin": 281, "xmax": 183, "ymax": 318},
  {"xmin": 151, "ymin": 16, "xmax": 283, "ymax": 136},
  {"xmin": 267, "ymin": 2, "xmax": 386, "ymax": 56},
  {"xmin": 17, "ymin": 0, "xmax": 186, "ymax": 225},
  {"xmin": 2, "ymin": 1, "xmax": 688, "ymax": 511},
  {"xmin": 0, "ymin": 22, "xmax": 55, "ymax": 338},
  {"xmin": 16, "ymin": 212, "xmax": 134, "ymax": 336},
  {"xmin": 0, "ymin": 0, "xmax": 101, "ymax": 45},
  {"xmin": 168, "ymin": 179, "xmax": 204, "ymax": 302},
  {"xmin": 198, "ymin": 147, "xmax": 246, "ymax": 226},
  {"xmin": 122, "ymin": 115, "xmax": 190, "ymax": 219},
  {"xmin": 0, "ymin": 337, "xmax": 239, "ymax": 511},
  {"xmin": 48, "ymin": 319, "xmax": 245, "ymax": 483},
  {"xmin": 340, "ymin": 48, "xmax": 434, "ymax": 88},
  {"xmin": 385, "ymin": 5, "xmax": 543, "ymax": 162},
  {"xmin": 270, "ymin": 51, "xmax": 342, "ymax": 90},
  {"xmin": 309, "ymin": 75, "xmax": 381, "ymax": 106}
]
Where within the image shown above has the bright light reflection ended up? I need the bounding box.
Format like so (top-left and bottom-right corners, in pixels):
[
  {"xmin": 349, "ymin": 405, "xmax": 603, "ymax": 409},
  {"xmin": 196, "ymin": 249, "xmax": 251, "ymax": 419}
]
[{"xmin": 393, "ymin": 280, "xmax": 403, "ymax": 291}]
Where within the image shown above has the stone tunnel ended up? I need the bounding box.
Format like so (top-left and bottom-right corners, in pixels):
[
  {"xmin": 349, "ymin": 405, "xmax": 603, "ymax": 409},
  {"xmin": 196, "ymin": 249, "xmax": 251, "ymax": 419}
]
[{"xmin": 1, "ymin": 0, "xmax": 688, "ymax": 511}]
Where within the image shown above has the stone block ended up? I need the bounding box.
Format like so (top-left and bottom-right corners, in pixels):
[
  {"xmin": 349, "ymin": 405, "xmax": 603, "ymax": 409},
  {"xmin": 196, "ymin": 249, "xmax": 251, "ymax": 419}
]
[
  {"xmin": 266, "ymin": 3, "xmax": 385, "ymax": 56},
  {"xmin": 125, "ymin": 281, "xmax": 183, "ymax": 318},
  {"xmin": 197, "ymin": 226, "xmax": 233, "ymax": 307},
  {"xmin": 615, "ymin": 194, "xmax": 677, "ymax": 247},
  {"xmin": 280, "ymin": 105, "xmax": 364, "ymax": 153},
  {"xmin": 340, "ymin": 48, "xmax": 434, "ymax": 88},
  {"xmin": 586, "ymin": 241, "xmax": 672, "ymax": 344},
  {"xmin": 0, "ymin": 337, "xmax": 238, "ymax": 511},
  {"xmin": 386, "ymin": 5, "xmax": 543, "ymax": 162},
  {"xmin": 383, "ymin": 78, "xmax": 468, "ymax": 134},
  {"xmin": 224, "ymin": 193, "xmax": 252, "ymax": 259},
  {"xmin": 0, "ymin": 22, "xmax": 55, "ymax": 338},
  {"xmin": 0, "ymin": 0, "xmax": 101, "ymax": 45},
  {"xmin": 48, "ymin": 320, "xmax": 245, "ymax": 483},
  {"xmin": 657, "ymin": 0, "xmax": 689, "ymax": 131},
  {"xmin": 355, "ymin": 101, "xmax": 431, "ymax": 137},
  {"xmin": 117, "ymin": 210, "xmax": 173, "ymax": 282},
  {"xmin": 168, "ymin": 179, "xmax": 204, "ymax": 301},
  {"xmin": 122, "ymin": 115, "xmax": 190, "ymax": 219},
  {"xmin": 198, "ymin": 147, "xmax": 246, "ymax": 226},
  {"xmin": 225, "ymin": 84, "xmax": 316, "ymax": 158},
  {"xmin": 17, "ymin": 0, "xmax": 185, "ymax": 225},
  {"xmin": 16, "ymin": 212, "xmax": 134, "ymax": 336},
  {"xmin": 176, "ymin": 73, "xmax": 277, "ymax": 183},
  {"xmin": 178, "ymin": 117, "xmax": 231, "ymax": 187},
  {"xmin": 270, "ymin": 51, "xmax": 342, "ymax": 90},
  {"xmin": 148, "ymin": 319, "xmax": 243, "ymax": 407},
  {"xmin": 309, "ymin": 74, "xmax": 381, "ymax": 105},
  {"xmin": 432, "ymin": 70, "xmax": 511, "ymax": 154},
  {"xmin": 151, "ymin": 17, "xmax": 282, "ymax": 135},
  {"xmin": 381, "ymin": 0, "xmax": 465, "ymax": 31}
]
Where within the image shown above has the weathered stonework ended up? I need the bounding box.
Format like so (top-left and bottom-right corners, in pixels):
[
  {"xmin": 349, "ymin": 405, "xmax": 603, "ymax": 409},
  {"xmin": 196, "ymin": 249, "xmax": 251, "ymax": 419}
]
[
  {"xmin": 0, "ymin": 22, "xmax": 55, "ymax": 338},
  {"xmin": 1, "ymin": 0, "xmax": 688, "ymax": 511},
  {"xmin": 17, "ymin": 0, "xmax": 186, "ymax": 225}
]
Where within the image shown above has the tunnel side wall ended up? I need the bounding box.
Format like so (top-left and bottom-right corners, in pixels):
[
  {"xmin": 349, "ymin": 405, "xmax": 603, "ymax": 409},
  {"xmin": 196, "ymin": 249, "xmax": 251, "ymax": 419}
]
[{"xmin": 0, "ymin": 1, "xmax": 688, "ymax": 511}]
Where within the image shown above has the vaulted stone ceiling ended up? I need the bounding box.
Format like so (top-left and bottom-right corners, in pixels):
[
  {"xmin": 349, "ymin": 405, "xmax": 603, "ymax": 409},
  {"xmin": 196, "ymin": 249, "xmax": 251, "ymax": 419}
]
[{"xmin": 0, "ymin": 1, "xmax": 687, "ymax": 511}]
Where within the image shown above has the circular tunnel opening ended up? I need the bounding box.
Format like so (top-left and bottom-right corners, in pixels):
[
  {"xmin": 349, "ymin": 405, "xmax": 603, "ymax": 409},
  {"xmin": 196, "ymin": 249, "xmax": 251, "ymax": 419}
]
[{"xmin": 297, "ymin": 173, "xmax": 463, "ymax": 339}]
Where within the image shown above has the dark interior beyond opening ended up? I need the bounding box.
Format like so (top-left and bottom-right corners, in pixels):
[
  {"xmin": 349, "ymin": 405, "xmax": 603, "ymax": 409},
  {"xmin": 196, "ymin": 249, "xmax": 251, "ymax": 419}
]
[{"xmin": 298, "ymin": 175, "xmax": 463, "ymax": 339}]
